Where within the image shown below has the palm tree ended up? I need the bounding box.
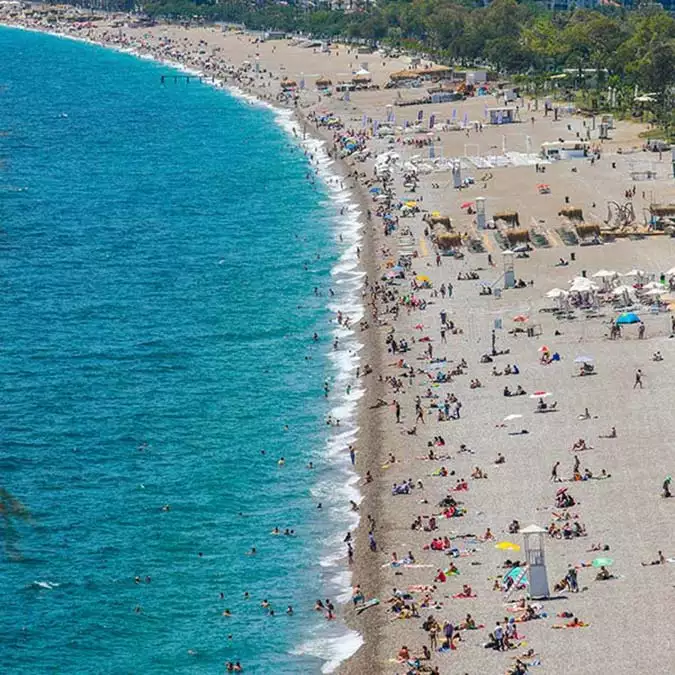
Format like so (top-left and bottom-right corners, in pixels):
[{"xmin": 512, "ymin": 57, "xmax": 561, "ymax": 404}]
[{"xmin": 0, "ymin": 488, "xmax": 31, "ymax": 561}]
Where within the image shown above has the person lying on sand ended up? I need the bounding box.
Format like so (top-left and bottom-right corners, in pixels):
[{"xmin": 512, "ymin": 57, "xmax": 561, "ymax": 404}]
[
  {"xmin": 641, "ymin": 550, "xmax": 667, "ymax": 566},
  {"xmin": 599, "ymin": 426, "xmax": 617, "ymax": 439},
  {"xmin": 571, "ymin": 438, "xmax": 592, "ymax": 451}
]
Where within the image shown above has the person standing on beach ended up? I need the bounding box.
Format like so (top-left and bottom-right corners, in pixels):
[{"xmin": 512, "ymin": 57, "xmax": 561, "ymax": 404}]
[
  {"xmin": 634, "ymin": 369, "xmax": 643, "ymax": 389},
  {"xmin": 551, "ymin": 461, "xmax": 561, "ymax": 482},
  {"xmin": 368, "ymin": 531, "xmax": 377, "ymax": 552},
  {"xmin": 349, "ymin": 445, "xmax": 356, "ymax": 465},
  {"xmin": 395, "ymin": 400, "xmax": 401, "ymax": 423}
]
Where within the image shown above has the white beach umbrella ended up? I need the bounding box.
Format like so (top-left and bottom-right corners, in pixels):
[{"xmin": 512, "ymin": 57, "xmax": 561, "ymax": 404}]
[
  {"xmin": 624, "ymin": 269, "xmax": 646, "ymax": 277},
  {"xmin": 646, "ymin": 287, "xmax": 665, "ymax": 296},
  {"xmin": 503, "ymin": 414, "xmax": 523, "ymax": 421},
  {"xmin": 643, "ymin": 281, "xmax": 663, "ymax": 290},
  {"xmin": 546, "ymin": 288, "xmax": 569, "ymax": 299},
  {"xmin": 666, "ymin": 266, "xmax": 675, "ymax": 276},
  {"xmin": 612, "ymin": 285, "xmax": 635, "ymax": 296},
  {"xmin": 570, "ymin": 279, "xmax": 599, "ymax": 293},
  {"xmin": 592, "ymin": 269, "xmax": 615, "ymax": 278}
]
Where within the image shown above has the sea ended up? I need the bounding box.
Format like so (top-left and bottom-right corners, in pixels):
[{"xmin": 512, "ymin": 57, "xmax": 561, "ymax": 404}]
[{"xmin": 0, "ymin": 26, "xmax": 364, "ymax": 673}]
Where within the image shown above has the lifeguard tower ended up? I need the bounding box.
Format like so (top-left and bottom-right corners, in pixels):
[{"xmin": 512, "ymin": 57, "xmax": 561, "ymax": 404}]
[
  {"xmin": 521, "ymin": 524, "xmax": 550, "ymax": 599},
  {"xmin": 452, "ymin": 160, "xmax": 462, "ymax": 188},
  {"xmin": 503, "ymin": 250, "xmax": 515, "ymax": 289},
  {"xmin": 476, "ymin": 196, "xmax": 486, "ymax": 229}
]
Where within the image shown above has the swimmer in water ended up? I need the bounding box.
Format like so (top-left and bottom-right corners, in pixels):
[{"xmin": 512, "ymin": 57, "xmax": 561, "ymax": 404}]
[
  {"xmin": 278, "ymin": 457, "xmax": 285, "ymax": 466},
  {"xmin": 222, "ymin": 609, "xmax": 232, "ymax": 617},
  {"xmin": 246, "ymin": 547, "xmax": 257, "ymax": 555},
  {"xmin": 287, "ymin": 605, "xmax": 293, "ymax": 615}
]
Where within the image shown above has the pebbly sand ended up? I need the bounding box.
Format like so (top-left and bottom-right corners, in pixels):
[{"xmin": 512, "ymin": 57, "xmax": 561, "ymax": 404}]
[{"xmin": 5, "ymin": 7, "xmax": 675, "ymax": 674}]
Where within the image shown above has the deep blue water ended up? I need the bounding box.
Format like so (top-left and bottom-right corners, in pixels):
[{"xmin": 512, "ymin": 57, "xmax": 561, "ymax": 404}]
[{"xmin": 0, "ymin": 27, "xmax": 352, "ymax": 673}]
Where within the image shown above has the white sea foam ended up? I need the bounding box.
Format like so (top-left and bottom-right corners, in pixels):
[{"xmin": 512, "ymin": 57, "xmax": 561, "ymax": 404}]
[{"xmin": 290, "ymin": 630, "xmax": 364, "ymax": 674}]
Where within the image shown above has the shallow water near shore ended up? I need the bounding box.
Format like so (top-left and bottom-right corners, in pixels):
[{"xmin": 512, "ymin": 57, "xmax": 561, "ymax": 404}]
[{"xmin": 0, "ymin": 26, "xmax": 362, "ymax": 673}]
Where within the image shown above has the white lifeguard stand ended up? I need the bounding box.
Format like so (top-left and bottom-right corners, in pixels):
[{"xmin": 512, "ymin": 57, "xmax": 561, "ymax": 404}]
[
  {"xmin": 521, "ymin": 524, "xmax": 550, "ymax": 599},
  {"xmin": 476, "ymin": 196, "xmax": 486, "ymax": 229},
  {"xmin": 452, "ymin": 160, "xmax": 462, "ymax": 188},
  {"xmin": 503, "ymin": 250, "xmax": 515, "ymax": 289}
]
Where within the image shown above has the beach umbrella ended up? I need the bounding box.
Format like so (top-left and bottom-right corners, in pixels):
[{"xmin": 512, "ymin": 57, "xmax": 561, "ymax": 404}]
[
  {"xmin": 624, "ymin": 269, "xmax": 645, "ymax": 277},
  {"xmin": 616, "ymin": 312, "xmax": 640, "ymax": 325},
  {"xmin": 460, "ymin": 201, "xmax": 474, "ymax": 209},
  {"xmin": 513, "ymin": 315, "xmax": 528, "ymax": 322},
  {"xmin": 665, "ymin": 266, "xmax": 675, "ymax": 276},
  {"xmin": 546, "ymin": 288, "xmax": 568, "ymax": 299},
  {"xmin": 592, "ymin": 269, "xmax": 616, "ymax": 279},
  {"xmin": 495, "ymin": 541, "xmax": 521, "ymax": 551},
  {"xmin": 537, "ymin": 346, "xmax": 550, "ymax": 353},
  {"xmin": 643, "ymin": 281, "xmax": 663, "ymax": 290},
  {"xmin": 612, "ymin": 285, "xmax": 635, "ymax": 296},
  {"xmin": 646, "ymin": 288, "xmax": 665, "ymax": 296},
  {"xmin": 529, "ymin": 391, "xmax": 551, "ymax": 398},
  {"xmin": 503, "ymin": 414, "xmax": 523, "ymax": 422},
  {"xmin": 556, "ymin": 487, "xmax": 568, "ymax": 496},
  {"xmin": 570, "ymin": 279, "xmax": 599, "ymax": 293},
  {"xmin": 416, "ymin": 275, "xmax": 430, "ymax": 283},
  {"xmin": 592, "ymin": 557, "xmax": 614, "ymax": 568},
  {"xmin": 574, "ymin": 355, "xmax": 594, "ymax": 363}
]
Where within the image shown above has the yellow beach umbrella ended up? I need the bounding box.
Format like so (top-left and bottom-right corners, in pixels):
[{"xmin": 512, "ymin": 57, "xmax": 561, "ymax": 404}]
[
  {"xmin": 405, "ymin": 201, "xmax": 418, "ymax": 207},
  {"xmin": 495, "ymin": 541, "xmax": 521, "ymax": 551},
  {"xmin": 416, "ymin": 275, "xmax": 431, "ymax": 283}
]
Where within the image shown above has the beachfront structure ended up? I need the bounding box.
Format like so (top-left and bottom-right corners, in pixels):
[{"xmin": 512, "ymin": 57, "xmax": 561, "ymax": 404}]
[
  {"xmin": 521, "ymin": 525, "xmax": 550, "ymax": 599},
  {"xmin": 487, "ymin": 107, "xmax": 517, "ymax": 125},
  {"xmin": 540, "ymin": 140, "xmax": 589, "ymax": 160},
  {"xmin": 388, "ymin": 65, "xmax": 452, "ymax": 85}
]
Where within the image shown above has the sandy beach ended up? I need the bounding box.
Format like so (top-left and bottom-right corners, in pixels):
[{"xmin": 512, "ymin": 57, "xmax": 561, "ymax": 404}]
[{"xmin": 4, "ymin": 6, "xmax": 675, "ymax": 674}]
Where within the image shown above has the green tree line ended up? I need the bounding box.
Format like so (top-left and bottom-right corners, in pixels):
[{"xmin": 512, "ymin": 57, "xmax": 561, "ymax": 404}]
[{"xmin": 140, "ymin": 1, "xmax": 673, "ymax": 88}]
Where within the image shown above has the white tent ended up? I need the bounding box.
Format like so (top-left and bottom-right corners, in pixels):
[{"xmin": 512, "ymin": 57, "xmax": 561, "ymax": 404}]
[
  {"xmin": 624, "ymin": 269, "xmax": 646, "ymax": 277},
  {"xmin": 612, "ymin": 285, "xmax": 635, "ymax": 296}
]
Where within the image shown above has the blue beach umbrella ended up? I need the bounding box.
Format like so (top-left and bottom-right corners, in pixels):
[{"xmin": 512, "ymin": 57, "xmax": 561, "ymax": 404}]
[{"xmin": 616, "ymin": 312, "xmax": 640, "ymax": 325}]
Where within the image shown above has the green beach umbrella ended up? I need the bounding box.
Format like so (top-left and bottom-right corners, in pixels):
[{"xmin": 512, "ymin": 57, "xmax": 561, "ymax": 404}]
[{"xmin": 592, "ymin": 557, "xmax": 614, "ymax": 568}]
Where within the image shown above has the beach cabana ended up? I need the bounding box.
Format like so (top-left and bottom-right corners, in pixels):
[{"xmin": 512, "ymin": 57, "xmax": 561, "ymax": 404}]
[
  {"xmin": 280, "ymin": 79, "xmax": 297, "ymax": 91},
  {"xmin": 559, "ymin": 206, "xmax": 583, "ymax": 222},
  {"xmin": 315, "ymin": 76, "xmax": 332, "ymax": 88},
  {"xmin": 494, "ymin": 211, "xmax": 520, "ymax": 228},
  {"xmin": 435, "ymin": 232, "xmax": 462, "ymax": 251}
]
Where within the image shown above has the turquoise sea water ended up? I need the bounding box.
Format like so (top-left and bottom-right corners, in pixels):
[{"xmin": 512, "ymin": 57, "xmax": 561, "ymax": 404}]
[{"xmin": 0, "ymin": 27, "xmax": 362, "ymax": 673}]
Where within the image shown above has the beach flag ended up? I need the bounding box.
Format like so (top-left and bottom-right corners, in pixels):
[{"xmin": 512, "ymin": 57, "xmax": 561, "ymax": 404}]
[
  {"xmin": 484, "ymin": 104, "xmax": 488, "ymax": 117},
  {"xmin": 417, "ymin": 109, "xmax": 424, "ymax": 122},
  {"xmin": 452, "ymin": 108, "xmax": 457, "ymax": 121},
  {"xmin": 429, "ymin": 143, "xmax": 436, "ymax": 159},
  {"xmin": 429, "ymin": 114, "xmax": 436, "ymax": 129},
  {"xmin": 405, "ymin": 120, "xmax": 409, "ymax": 129},
  {"xmin": 300, "ymin": 78, "xmax": 305, "ymax": 90},
  {"xmin": 344, "ymin": 90, "xmax": 350, "ymax": 102},
  {"xmin": 463, "ymin": 112, "xmax": 469, "ymax": 126},
  {"xmin": 497, "ymin": 111, "xmax": 504, "ymax": 125},
  {"xmin": 373, "ymin": 120, "xmax": 379, "ymax": 135},
  {"xmin": 362, "ymin": 113, "xmax": 367, "ymax": 128}
]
